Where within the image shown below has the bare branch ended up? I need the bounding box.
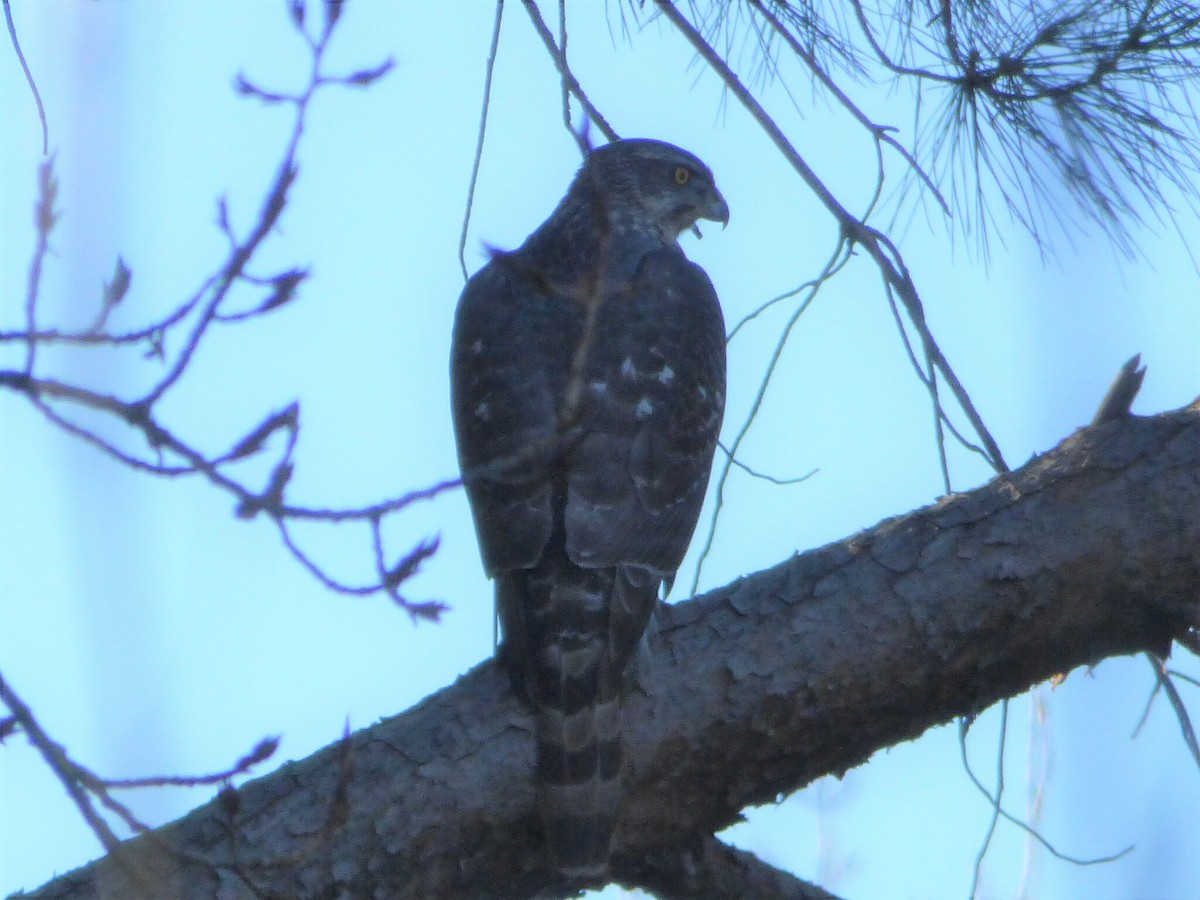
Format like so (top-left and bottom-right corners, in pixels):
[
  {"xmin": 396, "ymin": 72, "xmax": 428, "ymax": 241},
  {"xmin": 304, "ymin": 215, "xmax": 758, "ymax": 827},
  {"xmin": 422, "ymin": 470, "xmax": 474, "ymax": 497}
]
[
  {"xmin": 654, "ymin": 0, "xmax": 1009, "ymax": 486},
  {"xmin": 0, "ymin": 7, "xmax": 437, "ymax": 616},
  {"xmin": 22, "ymin": 401, "xmax": 1200, "ymax": 899},
  {"xmin": 615, "ymin": 834, "xmax": 843, "ymax": 900},
  {"xmin": 1148, "ymin": 655, "xmax": 1200, "ymax": 771},
  {"xmin": 3, "ymin": 0, "xmax": 48, "ymax": 154},
  {"xmin": 690, "ymin": 237, "xmax": 849, "ymax": 593},
  {"xmin": 748, "ymin": 0, "xmax": 949, "ymax": 217},
  {"xmin": 0, "ymin": 671, "xmax": 124, "ymax": 854},
  {"xmin": 1092, "ymin": 352, "xmax": 1148, "ymax": 425},
  {"xmin": 521, "ymin": 0, "xmax": 619, "ymax": 145},
  {"xmin": 459, "ymin": 0, "xmax": 506, "ymax": 281}
]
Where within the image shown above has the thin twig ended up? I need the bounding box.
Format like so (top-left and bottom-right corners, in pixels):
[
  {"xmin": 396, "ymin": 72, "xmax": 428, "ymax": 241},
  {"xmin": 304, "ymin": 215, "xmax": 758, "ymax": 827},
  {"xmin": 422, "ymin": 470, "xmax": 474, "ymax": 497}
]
[
  {"xmin": 1148, "ymin": 655, "xmax": 1200, "ymax": 771},
  {"xmin": 749, "ymin": 0, "xmax": 949, "ymax": 217},
  {"xmin": 957, "ymin": 707, "xmax": 1133, "ymax": 868},
  {"xmin": 725, "ymin": 250, "xmax": 853, "ymax": 343},
  {"xmin": 0, "ymin": 671, "xmax": 122, "ymax": 853},
  {"xmin": 459, "ymin": 0, "xmax": 505, "ymax": 281},
  {"xmin": 521, "ymin": 0, "xmax": 618, "ymax": 143},
  {"xmin": 1, "ymin": 6, "xmax": 432, "ymax": 615},
  {"xmin": 23, "ymin": 158, "xmax": 57, "ymax": 375},
  {"xmin": 690, "ymin": 237, "xmax": 850, "ymax": 595},
  {"xmin": 969, "ymin": 700, "xmax": 1008, "ymax": 898},
  {"xmin": 720, "ymin": 442, "xmax": 817, "ymax": 486},
  {"xmin": 3, "ymin": 0, "xmax": 49, "ymax": 154}
]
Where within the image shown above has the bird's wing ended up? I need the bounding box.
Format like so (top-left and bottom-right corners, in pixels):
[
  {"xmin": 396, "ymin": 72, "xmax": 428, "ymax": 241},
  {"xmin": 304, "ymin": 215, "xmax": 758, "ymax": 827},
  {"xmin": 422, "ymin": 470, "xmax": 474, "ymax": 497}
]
[
  {"xmin": 451, "ymin": 260, "xmax": 575, "ymax": 575},
  {"xmin": 564, "ymin": 247, "xmax": 726, "ymax": 577}
]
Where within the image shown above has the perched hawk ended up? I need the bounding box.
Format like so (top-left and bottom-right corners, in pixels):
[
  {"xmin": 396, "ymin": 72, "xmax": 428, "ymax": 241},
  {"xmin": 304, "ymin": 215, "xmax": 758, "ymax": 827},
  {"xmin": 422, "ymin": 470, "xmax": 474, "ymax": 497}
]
[{"xmin": 451, "ymin": 138, "xmax": 727, "ymax": 883}]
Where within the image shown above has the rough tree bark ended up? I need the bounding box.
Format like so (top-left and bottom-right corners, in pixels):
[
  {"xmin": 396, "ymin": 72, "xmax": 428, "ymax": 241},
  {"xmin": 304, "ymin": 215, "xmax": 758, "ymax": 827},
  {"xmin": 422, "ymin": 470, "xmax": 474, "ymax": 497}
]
[{"xmin": 19, "ymin": 400, "xmax": 1200, "ymax": 900}]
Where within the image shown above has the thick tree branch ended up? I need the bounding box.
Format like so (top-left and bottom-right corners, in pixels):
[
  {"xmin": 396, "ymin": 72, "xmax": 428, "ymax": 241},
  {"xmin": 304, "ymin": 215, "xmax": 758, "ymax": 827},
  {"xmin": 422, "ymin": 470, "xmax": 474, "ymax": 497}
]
[
  {"xmin": 613, "ymin": 835, "xmax": 843, "ymax": 900},
  {"xmin": 20, "ymin": 402, "xmax": 1200, "ymax": 900}
]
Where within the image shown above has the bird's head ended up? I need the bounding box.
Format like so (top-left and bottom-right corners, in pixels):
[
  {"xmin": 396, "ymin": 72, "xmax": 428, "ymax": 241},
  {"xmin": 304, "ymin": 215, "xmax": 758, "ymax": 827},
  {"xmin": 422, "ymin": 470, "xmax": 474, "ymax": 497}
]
[{"xmin": 578, "ymin": 138, "xmax": 729, "ymax": 242}]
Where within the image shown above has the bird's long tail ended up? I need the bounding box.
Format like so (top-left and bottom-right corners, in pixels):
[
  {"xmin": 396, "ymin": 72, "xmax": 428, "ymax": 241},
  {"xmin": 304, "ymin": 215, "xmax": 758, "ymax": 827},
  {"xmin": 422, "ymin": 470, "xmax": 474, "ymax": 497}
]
[{"xmin": 498, "ymin": 561, "xmax": 657, "ymax": 884}]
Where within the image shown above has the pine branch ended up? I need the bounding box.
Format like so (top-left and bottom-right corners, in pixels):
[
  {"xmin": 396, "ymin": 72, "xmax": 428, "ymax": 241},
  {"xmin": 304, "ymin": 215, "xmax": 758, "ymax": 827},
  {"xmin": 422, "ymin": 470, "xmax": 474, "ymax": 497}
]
[{"xmin": 21, "ymin": 400, "xmax": 1200, "ymax": 900}]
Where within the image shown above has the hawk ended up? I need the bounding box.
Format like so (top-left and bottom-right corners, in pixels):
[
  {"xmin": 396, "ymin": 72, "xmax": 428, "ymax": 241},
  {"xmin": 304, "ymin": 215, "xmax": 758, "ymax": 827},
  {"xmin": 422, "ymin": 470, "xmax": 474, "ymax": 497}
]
[{"xmin": 451, "ymin": 138, "xmax": 727, "ymax": 883}]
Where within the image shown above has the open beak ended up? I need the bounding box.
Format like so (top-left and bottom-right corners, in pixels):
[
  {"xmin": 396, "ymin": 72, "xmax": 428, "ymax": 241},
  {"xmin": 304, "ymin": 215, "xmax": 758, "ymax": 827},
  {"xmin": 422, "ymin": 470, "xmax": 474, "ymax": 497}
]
[{"xmin": 703, "ymin": 189, "xmax": 730, "ymax": 227}]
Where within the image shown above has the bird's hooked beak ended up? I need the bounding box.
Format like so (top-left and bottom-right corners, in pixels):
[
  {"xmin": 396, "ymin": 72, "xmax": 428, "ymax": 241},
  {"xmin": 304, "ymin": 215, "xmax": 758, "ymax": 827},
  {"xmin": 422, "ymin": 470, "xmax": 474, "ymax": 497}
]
[
  {"xmin": 703, "ymin": 189, "xmax": 730, "ymax": 228},
  {"xmin": 689, "ymin": 188, "xmax": 729, "ymax": 240}
]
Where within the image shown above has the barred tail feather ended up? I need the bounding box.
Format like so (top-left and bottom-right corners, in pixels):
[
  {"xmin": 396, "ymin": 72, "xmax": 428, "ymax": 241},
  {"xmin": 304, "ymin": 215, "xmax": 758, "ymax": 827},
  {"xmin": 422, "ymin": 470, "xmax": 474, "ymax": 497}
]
[
  {"xmin": 535, "ymin": 686, "xmax": 623, "ymax": 881},
  {"xmin": 498, "ymin": 560, "xmax": 658, "ymax": 883}
]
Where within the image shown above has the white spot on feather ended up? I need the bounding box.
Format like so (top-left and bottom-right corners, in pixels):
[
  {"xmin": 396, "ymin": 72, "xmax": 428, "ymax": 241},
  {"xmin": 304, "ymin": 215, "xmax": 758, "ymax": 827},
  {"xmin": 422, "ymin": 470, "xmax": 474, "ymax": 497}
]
[
  {"xmin": 620, "ymin": 357, "xmax": 638, "ymax": 378},
  {"xmin": 656, "ymin": 364, "xmax": 675, "ymax": 384},
  {"xmin": 470, "ymin": 339, "xmax": 484, "ymax": 354},
  {"xmin": 475, "ymin": 402, "xmax": 490, "ymax": 421},
  {"xmin": 636, "ymin": 397, "xmax": 654, "ymax": 418},
  {"xmin": 590, "ymin": 381, "xmax": 608, "ymax": 395}
]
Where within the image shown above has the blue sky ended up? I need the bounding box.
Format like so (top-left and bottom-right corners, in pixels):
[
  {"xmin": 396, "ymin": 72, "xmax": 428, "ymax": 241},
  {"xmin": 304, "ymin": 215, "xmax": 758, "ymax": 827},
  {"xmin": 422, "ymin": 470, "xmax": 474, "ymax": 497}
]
[{"xmin": 1, "ymin": 2, "xmax": 1198, "ymax": 898}]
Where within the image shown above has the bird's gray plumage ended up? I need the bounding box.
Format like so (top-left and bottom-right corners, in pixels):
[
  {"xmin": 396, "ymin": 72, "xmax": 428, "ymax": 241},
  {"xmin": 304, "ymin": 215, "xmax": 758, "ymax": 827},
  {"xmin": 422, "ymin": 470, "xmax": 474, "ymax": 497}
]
[{"xmin": 451, "ymin": 138, "xmax": 727, "ymax": 884}]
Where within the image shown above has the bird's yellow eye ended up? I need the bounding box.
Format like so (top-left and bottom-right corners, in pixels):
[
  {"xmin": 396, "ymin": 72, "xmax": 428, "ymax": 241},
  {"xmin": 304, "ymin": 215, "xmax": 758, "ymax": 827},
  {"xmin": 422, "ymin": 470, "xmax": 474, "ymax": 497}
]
[{"xmin": 674, "ymin": 166, "xmax": 691, "ymax": 185}]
